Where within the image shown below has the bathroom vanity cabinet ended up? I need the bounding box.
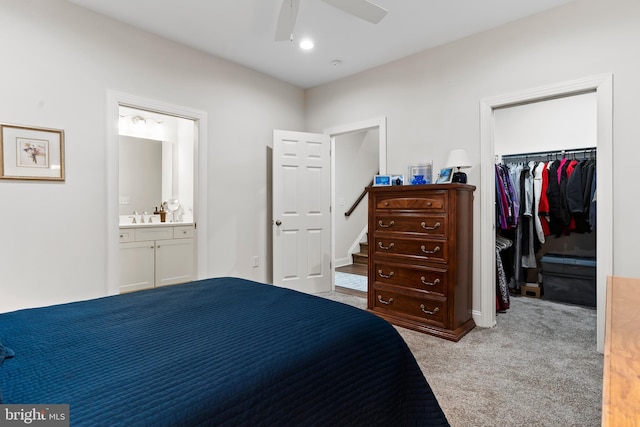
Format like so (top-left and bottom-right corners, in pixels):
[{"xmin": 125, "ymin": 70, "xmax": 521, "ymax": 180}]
[{"xmin": 119, "ymin": 224, "xmax": 194, "ymax": 293}]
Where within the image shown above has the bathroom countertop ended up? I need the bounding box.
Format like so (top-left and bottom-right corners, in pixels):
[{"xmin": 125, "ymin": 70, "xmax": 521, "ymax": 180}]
[{"xmin": 119, "ymin": 222, "xmax": 194, "ymax": 228}]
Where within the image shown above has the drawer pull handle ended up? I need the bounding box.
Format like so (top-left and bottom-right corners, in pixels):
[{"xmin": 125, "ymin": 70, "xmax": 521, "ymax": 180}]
[
  {"xmin": 378, "ymin": 295, "xmax": 394, "ymax": 305},
  {"xmin": 119, "ymin": 234, "xmax": 124, "ymax": 238},
  {"xmin": 420, "ymin": 221, "xmax": 441, "ymax": 230},
  {"xmin": 378, "ymin": 270, "xmax": 395, "ymax": 279},
  {"xmin": 427, "ymin": 202, "xmax": 433, "ymax": 207},
  {"xmin": 420, "ymin": 304, "xmax": 440, "ymax": 315},
  {"xmin": 420, "ymin": 277, "xmax": 441, "ymax": 287},
  {"xmin": 420, "ymin": 245, "xmax": 440, "ymax": 255},
  {"xmin": 378, "ymin": 220, "xmax": 395, "ymax": 228},
  {"xmin": 378, "ymin": 242, "xmax": 395, "ymax": 250}
]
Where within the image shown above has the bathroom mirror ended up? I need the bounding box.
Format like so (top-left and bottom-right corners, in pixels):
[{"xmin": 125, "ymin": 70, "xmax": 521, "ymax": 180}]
[
  {"xmin": 119, "ymin": 136, "xmax": 164, "ymax": 215},
  {"xmin": 118, "ymin": 106, "xmax": 195, "ymax": 222}
]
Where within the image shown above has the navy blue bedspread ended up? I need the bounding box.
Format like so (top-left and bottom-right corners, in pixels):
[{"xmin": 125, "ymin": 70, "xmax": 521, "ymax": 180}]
[{"xmin": 0, "ymin": 277, "xmax": 449, "ymax": 426}]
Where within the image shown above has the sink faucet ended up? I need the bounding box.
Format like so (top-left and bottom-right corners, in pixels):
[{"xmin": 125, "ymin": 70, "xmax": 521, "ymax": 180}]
[{"xmin": 129, "ymin": 215, "xmax": 137, "ymax": 224}]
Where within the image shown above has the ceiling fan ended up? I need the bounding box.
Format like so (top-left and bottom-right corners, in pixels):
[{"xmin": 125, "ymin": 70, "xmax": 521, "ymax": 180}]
[{"xmin": 275, "ymin": 0, "xmax": 388, "ymax": 41}]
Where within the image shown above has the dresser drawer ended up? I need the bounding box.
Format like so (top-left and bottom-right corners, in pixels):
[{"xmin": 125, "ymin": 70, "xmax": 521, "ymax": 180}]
[
  {"xmin": 373, "ymin": 289, "xmax": 447, "ymax": 327},
  {"xmin": 374, "ymin": 214, "xmax": 447, "ymax": 238},
  {"xmin": 373, "ymin": 237, "xmax": 448, "ymax": 264},
  {"xmin": 372, "ymin": 261, "xmax": 447, "ymax": 295},
  {"xmin": 375, "ymin": 192, "xmax": 446, "ymax": 212}
]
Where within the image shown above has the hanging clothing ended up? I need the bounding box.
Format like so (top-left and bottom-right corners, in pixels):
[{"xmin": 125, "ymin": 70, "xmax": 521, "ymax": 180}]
[
  {"xmin": 495, "ymin": 152, "xmax": 597, "ymax": 294},
  {"xmin": 495, "ymin": 235, "xmax": 512, "ymax": 312},
  {"xmin": 495, "ymin": 164, "xmax": 518, "ymax": 230},
  {"xmin": 532, "ymin": 161, "xmax": 547, "ymax": 244}
]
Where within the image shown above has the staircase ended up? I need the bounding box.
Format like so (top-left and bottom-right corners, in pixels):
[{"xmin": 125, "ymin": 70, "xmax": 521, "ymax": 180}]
[{"xmin": 336, "ymin": 236, "xmax": 368, "ymax": 277}]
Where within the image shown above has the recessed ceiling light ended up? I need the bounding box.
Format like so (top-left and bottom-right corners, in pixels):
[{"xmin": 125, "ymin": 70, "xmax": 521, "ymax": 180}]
[{"xmin": 299, "ymin": 39, "xmax": 314, "ymax": 50}]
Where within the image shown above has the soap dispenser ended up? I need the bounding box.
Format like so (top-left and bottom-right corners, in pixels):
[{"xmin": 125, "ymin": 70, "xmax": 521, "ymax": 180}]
[{"xmin": 158, "ymin": 205, "xmax": 167, "ymax": 223}]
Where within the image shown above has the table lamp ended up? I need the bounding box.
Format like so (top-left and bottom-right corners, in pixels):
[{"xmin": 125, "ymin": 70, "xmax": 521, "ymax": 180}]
[{"xmin": 446, "ymin": 149, "xmax": 471, "ymax": 183}]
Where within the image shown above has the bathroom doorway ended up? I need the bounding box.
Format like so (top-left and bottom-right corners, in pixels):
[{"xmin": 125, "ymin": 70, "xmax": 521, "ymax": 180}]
[{"xmin": 106, "ymin": 91, "xmax": 209, "ymax": 296}]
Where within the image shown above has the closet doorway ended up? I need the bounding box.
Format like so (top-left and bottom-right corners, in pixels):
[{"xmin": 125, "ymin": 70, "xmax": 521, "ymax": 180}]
[
  {"xmin": 479, "ymin": 75, "xmax": 613, "ymax": 352},
  {"xmin": 494, "ymin": 93, "xmax": 597, "ymax": 319}
]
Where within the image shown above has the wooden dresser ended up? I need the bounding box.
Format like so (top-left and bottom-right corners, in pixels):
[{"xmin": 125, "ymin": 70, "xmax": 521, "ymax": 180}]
[
  {"xmin": 602, "ymin": 276, "xmax": 640, "ymax": 426},
  {"xmin": 365, "ymin": 184, "xmax": 475, "ymax": 341}
]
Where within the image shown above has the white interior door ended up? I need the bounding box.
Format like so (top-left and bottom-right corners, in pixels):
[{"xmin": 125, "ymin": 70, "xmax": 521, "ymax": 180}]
[{"xmin": 272, "ymin": 130, "xmax": 331, "ymax": 293}]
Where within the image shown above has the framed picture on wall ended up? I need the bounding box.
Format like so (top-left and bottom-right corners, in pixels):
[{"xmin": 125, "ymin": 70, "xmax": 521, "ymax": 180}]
[
  {"xmin": 436, "ymin": 168, "xmax": 453, "ymax": 184},
  {"xmin": 0, "ymin": 123, "xmax": 65, "ymax": 181}
]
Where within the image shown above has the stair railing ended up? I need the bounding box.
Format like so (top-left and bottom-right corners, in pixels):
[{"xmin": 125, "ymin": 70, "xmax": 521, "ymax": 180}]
[{"xmin": 344, "ymin": 172, "xmax": 378, "ymax": 217}]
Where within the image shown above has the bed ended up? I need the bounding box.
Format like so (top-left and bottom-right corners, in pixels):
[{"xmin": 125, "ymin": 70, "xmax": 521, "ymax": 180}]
[{"xmin": 0, "ymin": 277, "xmax": 449, "ymax": 426}]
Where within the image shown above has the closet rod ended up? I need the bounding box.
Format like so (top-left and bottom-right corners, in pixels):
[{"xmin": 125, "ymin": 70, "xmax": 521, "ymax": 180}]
[{"xmin": 500, "ymin": 146, "xmax": 596, "ymax": 163}]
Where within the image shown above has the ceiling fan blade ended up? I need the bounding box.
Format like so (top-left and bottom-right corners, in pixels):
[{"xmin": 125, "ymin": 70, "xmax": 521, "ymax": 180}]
[
  {"xmin": 275, "ymin": 0, "xmax": 301, "ymax": 41},
  {"xmin": 322, "ymin": 0, "xmax": 388, "ymax": 24}
]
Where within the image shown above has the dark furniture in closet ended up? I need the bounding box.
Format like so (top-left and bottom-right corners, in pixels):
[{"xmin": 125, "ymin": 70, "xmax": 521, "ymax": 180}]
[{"xmin": 366, "ymin": 184, "xmax": 475, "ymax": 341}]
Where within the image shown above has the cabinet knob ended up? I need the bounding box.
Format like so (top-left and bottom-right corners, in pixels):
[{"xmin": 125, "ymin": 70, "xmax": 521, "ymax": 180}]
[{"xmin": 275, "ymin": 220, "xmax": 282, "ymax": 226}]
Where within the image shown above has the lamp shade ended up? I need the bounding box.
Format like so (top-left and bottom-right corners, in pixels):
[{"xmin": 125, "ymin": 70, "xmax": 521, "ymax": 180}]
[{"xmin": 446, "ymin": 149, "xmax": 471, "ymax": 169}]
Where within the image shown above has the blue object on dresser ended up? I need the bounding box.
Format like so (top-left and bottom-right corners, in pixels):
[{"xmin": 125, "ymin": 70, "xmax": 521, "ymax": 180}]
[{"xmin": 0, "ymin": 277, "xmax": 449, "ymax": 426}]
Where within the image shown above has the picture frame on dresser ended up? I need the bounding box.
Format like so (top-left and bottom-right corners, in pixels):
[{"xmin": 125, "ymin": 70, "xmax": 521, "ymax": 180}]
[
  {"xmin": 373, "ymin": 174, "xmax": 392, "ymax": 186},
  {"xmin": 390, "ymin": 174, "xmax": 404, "ymax": 186},
  {"xmin": 0, "ymin": 123, "xmax": 65, "ymax": 181},
  {"xmin": 436, "ymin": 168, "xmax": 453, "ymax": 184}
]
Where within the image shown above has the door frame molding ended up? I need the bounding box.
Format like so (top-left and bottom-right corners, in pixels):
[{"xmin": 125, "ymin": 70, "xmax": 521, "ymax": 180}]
[
  {"xmin": 324, "ymin": 117, "xmax": 387, "ymax": 290},
  {"xmin": 479, "ymin": 74, "xmax": 613, "ymax": 352},
  {"xmin": 105, "ymin": 91, "xmax": 208, "ymax": 295}
]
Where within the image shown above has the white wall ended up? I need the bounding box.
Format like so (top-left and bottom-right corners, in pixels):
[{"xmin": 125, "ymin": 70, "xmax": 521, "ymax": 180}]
[
  {"xmin": 494, "ymin": 91, "xmax": 597, "ymax": 157},
  {"xmin": 0, "ymin": 0, "xmax": 304, "ymax": 313},
  {"xmin": 305, "ymin": 0, "xmax": 640, "ymax": 314},
  {"xmin": 334, "ymin": 129, "xmax": 378, "ymax": 265}
]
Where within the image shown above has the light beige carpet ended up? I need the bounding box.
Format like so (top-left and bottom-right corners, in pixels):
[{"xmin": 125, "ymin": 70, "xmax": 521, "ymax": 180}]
[{"xmin": 318, "ymin": 291, "xmax": 603, "ymax": 427}]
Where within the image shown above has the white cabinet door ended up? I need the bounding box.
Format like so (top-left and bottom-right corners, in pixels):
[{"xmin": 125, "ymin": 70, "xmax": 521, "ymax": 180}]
[
  {"xmin": 155, "ymin": 238, "xmax": 194, "ymax": 287},
  {"xmin": 120, "ymin": 241, "xmax": 155, "ymax": 293}
]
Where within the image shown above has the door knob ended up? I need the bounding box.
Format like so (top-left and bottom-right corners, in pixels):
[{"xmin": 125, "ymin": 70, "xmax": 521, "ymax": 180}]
[{"xmin": 275, "ymin": 220, "xmax": 282, "ymax": 226}]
